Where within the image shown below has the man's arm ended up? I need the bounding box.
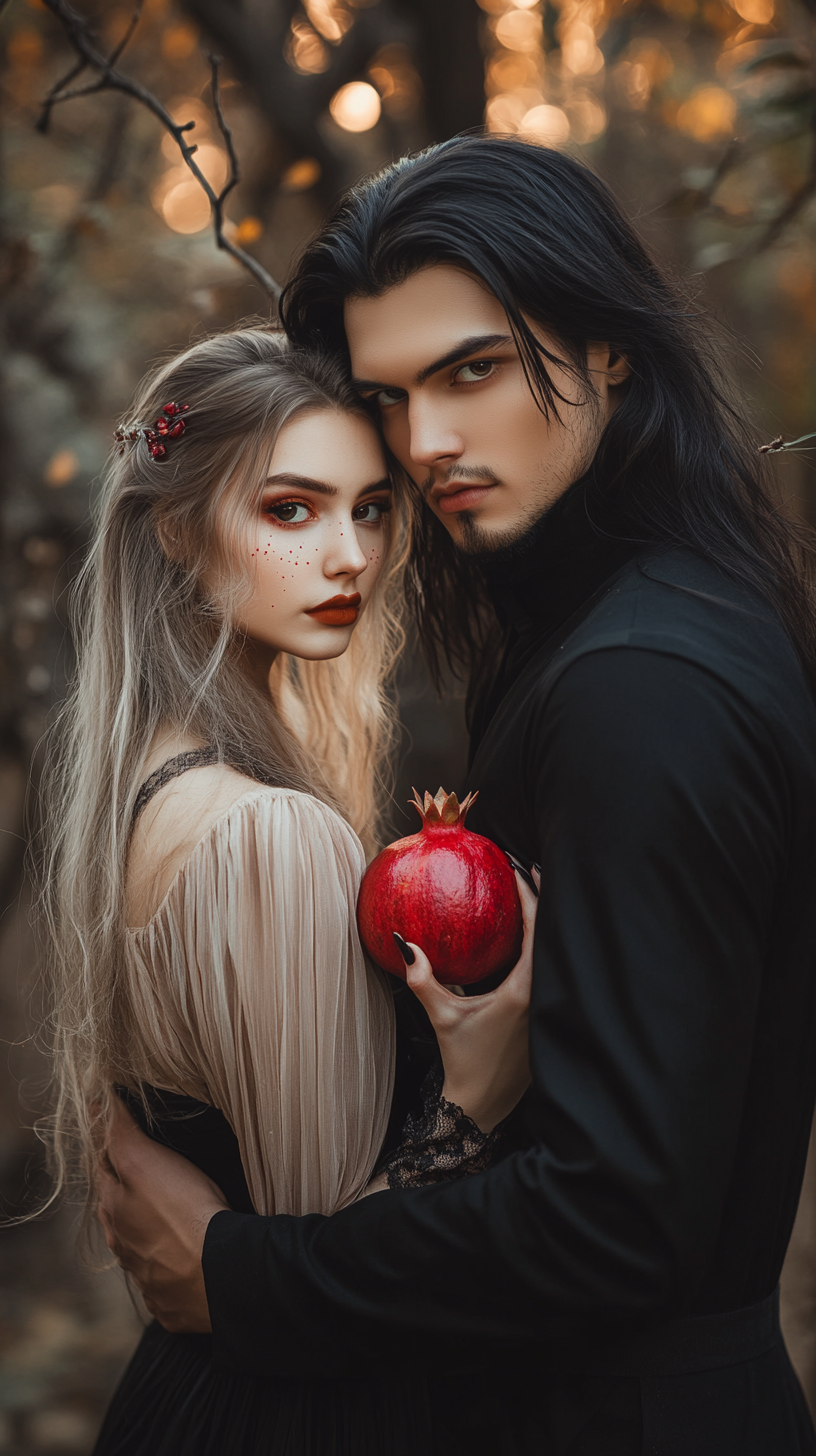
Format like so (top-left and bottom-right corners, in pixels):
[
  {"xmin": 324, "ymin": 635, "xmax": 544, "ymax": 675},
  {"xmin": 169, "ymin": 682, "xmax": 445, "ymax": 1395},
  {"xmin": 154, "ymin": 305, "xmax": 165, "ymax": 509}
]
[{"xmin": 104, "ymin": 647, "xmax": 788, "ymax": 1375}]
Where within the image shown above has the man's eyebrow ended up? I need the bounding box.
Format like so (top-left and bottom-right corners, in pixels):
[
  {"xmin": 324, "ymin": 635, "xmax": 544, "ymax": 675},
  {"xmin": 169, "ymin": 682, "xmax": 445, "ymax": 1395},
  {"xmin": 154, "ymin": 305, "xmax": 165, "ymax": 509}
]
[
  {"xmin": 265, "ymin": 473, "xmax": 391, "ymax": 497},
  {"xmin": 351, "ymin": 333, "xmax": 514, "ymax": 392},
  {"xmin": 416, "ymin": 333, "xmax": 514, "ymax": 384}
]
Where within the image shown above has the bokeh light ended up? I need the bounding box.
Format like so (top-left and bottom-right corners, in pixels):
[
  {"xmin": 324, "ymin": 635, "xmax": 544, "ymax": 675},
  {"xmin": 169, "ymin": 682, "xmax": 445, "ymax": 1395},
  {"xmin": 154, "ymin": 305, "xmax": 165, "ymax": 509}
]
[
  {"xmin": 486, "ymin": 91, "xmax": 533, "ymax": 131},
  {"xmin": 161, "ymin": 181, "xmax": 211, "ymax": 234},
  {"xmin": 44, "ymin": 450, "xmax": 79, "ymax": 488},
  {"xmin": 368, "ymin": 45, "xmax": 423, "ymax": 119},
  {"xmin": 676, "ymin": 86, "xmax": 737, "ymax": 140},
  {"xmin": 287, "ymin": 20, "xmax": 330, "ymax": 74},
  {"xmin": 520, "ymin": 103, "xmax": 571, "ymax": 145},
  {"xmin": 7, "ymin": 28, "xmax": 43, "ymax": 66},
  {"xmin": 161, "ymin": 22, "xmax": 199, "ymax": 62},
  {"xmin": 569, "ymin": 91, "xmax": 608, "ymax": 141},
  {"xmin": 561, "ymin": 21, "xmax": 604, "ymax": 75},
  {"xmin": 329, "ymin": 81, "xmax": 382, "ymax": 132},
  {"xmin": 495, "ymin": 10, "xmax": 544, "ymax": 53},
  {"xmin": 281, "ymin": 157, "xmax": 322, "ymax": 191},
  {"xmin": 731, "ymin": 0, "xmax": 774, "ymax": 22},
  {"xmin": 304, "ymin": 0, "xmax": 354, "ymax": 42},
  {"xmin": 234, "ymin": 216, "xmax": 263, "ymax": 245}
]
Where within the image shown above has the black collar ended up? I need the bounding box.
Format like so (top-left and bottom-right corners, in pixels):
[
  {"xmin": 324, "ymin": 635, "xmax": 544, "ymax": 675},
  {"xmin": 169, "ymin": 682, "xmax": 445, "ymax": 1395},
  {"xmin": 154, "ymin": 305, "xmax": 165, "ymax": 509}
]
[{"xmin": 468, "ymin": 482, "xmax": 641, "ymax": 757}]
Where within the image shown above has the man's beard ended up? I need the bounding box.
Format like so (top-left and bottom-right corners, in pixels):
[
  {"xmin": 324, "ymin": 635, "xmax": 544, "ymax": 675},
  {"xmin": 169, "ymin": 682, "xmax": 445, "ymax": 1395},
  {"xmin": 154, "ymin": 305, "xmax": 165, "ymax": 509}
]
[
  {"xmin": 456, "ymin": 500, "xmax": 552, "ymax": 566},
  {"xmin": 419, "ymin": 465, "xmax": 556, "ymax": 568}
]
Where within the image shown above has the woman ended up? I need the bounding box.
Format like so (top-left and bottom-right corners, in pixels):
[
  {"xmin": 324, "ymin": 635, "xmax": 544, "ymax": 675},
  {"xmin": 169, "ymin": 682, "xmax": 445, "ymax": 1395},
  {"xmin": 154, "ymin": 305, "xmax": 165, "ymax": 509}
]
[{"xmin": 41, "ymin": 326, "xmax": 534, "ymax": 1453}]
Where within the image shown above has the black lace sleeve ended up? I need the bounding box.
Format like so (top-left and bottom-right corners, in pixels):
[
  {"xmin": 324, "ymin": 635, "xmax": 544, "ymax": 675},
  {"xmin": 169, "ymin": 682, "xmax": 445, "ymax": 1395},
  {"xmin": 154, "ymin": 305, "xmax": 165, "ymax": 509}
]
[{"xmin": 377, "ymin": 1063, "xmax": 504, "ymax": 1190}]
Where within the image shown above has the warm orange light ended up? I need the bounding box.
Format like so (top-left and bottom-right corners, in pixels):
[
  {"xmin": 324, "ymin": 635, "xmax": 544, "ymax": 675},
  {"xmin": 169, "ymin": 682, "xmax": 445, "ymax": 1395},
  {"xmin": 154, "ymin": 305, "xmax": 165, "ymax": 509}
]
[
  {"xmin": 561, "ymin": 21, "xmax": 604, "ymax": 75},
  {"xmin": 304, "ymin": 0, "xmax": 353, "ymax": 41},
  {"xmin": 45, "ymin": 450, "xmax": 79, "ymax": 488},
  {"xmin": 281, "ymin": 157, "xmax": 322, "ymax": 191},
  {"xmin": 161, "ymin": 22, "xmax": 199, "ymax": 61},
  {"xmin": 329, "ymin": 81, "xmax": 381, "ymax": 131},
  {"xmin": 519, "ymin": 103, "xmax": 571, "ymax": 145},
  {"xmin": 494, "ymin": 9, "xmax": 544, "ymax": 52},
  {"xmin": 287, "ymin": 20, "xmax": 330, "ymax": 74},
  {"xmin": 569, "ymin": 92, "xmax": 607, "ymax": 141},
  {"xmin": 162, "ymin": 181, "xmax": 211, "ymax": 234},
  {"xmin": 235, "ymin": 216, "xmax": 263, "ymax": 245},
  {"xmin": 7, "ymin": 27, "xmax": 43, "ymax": 65},
  {"xmin": 676, "ymin": 86, "xmax": 737, "ymax": 140},
  {"xmin": 485, "ymin": 91, "xmax": 531, "ymax": 131},
  {"xmin": 731, "ymin": 0, "xmax": 774, "ymax": 21},
  {"xmin": 486, "ymin": 51, "xmax": 543, "ymax": 94},
  {"xmin": 368, "ymin": 45, "xmax": 423, "ymax": 118}
]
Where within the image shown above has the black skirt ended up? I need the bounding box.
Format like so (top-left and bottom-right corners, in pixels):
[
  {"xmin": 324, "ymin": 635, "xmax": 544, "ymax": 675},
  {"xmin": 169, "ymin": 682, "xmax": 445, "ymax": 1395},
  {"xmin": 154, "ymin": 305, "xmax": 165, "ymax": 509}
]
[{"xmin": 92, "ymin": 1319, "xmax": 438, "ymax": 1456}]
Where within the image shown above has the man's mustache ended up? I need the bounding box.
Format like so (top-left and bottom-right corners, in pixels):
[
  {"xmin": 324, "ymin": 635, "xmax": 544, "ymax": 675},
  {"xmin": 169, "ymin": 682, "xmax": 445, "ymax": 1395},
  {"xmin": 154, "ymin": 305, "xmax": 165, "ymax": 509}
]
[{"xmin": 418, "ymin": 465, "xmax": 501, "ymax": 499}]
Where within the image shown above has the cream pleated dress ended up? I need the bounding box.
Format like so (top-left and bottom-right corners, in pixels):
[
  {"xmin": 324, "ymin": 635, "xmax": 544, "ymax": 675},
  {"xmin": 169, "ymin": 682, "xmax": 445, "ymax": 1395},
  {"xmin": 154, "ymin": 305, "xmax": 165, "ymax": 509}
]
[{"xmin": 93, "ymin": 755, "xmax": 439, "ymax": 1456}]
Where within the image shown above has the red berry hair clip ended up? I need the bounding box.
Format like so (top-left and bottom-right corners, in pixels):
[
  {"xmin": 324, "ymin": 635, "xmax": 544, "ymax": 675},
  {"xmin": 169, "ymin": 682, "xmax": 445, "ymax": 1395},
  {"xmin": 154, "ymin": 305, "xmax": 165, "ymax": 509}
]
[{"xmin": 114, "ymin": 401, "xmax": 190, "ymax": 460}]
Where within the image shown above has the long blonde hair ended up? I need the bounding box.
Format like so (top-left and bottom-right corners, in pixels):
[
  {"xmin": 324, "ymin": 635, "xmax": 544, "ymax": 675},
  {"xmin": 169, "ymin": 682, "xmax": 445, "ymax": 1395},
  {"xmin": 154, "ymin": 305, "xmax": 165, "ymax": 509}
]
[{"xmin": 39, "ymin": 325, "xmax": 408, "ymax": 1209}]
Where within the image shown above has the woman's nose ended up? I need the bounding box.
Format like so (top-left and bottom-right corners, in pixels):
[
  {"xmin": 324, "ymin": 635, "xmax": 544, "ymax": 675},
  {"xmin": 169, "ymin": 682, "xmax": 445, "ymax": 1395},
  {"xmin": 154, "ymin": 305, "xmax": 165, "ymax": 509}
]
[{"xmin": 323, "ymin": 517, "xmax": 369, "ymax": 579}]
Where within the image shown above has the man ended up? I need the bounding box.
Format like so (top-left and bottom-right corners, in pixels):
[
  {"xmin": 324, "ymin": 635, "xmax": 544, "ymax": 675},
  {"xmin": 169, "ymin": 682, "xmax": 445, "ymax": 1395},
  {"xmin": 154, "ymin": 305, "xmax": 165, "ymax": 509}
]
[{"xmin": 99, "ymin": 137, "xmax": 816, "ymax": 1453}]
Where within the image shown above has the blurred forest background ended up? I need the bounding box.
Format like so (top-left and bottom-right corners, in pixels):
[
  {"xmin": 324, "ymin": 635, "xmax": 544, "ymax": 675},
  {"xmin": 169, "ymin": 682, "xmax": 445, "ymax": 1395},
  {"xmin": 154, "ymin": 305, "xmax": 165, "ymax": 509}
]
[{"xmin": 2, "ymin": 0, "xmax": 816, "ymax": 1448}]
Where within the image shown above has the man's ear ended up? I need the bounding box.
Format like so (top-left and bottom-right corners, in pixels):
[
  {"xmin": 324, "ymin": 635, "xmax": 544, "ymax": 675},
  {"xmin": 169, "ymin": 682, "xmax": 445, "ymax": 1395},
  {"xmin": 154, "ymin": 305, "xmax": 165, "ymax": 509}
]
[{"xmin": 606, "ymin": 349, "xmax": 631, "ymax": 388}]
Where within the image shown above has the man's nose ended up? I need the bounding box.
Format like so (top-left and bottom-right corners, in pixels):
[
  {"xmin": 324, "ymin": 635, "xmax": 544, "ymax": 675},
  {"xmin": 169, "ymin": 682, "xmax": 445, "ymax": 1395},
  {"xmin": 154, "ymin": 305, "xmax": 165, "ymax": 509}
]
[{"xmin": 406, "ymin": 397, "xmax": 463, "ymax": 471}]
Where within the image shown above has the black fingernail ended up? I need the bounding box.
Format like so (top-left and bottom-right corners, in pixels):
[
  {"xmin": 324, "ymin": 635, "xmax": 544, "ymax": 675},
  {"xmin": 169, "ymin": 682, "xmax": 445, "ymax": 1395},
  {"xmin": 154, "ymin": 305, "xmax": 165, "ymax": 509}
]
[
  {"xmin": 505, "ymin": 853, "xmax": 538, "ymax": 896},
  {"xmin": 392, "ymin": 932, "xmax": 415, "ymax": 966}
]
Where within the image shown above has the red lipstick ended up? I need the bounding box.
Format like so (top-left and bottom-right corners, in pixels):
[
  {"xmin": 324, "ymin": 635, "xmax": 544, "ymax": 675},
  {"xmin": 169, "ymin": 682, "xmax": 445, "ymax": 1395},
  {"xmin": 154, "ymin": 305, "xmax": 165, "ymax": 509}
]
[{"xmin": 306, "ymin": 592, "xmax": 362, "ymax": 626}]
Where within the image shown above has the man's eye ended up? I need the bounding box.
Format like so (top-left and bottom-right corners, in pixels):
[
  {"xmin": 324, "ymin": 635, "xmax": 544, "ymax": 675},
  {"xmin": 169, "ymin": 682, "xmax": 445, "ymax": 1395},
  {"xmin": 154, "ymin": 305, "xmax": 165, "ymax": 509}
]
[
  {"xmin": 456, "ymin": 361, "xmax": 495, "ymax": 383},
  {"xmin": 353, "ymin": 500, "xmax": 390, "ymax": 523},
  {"xmin": 374, "ymin": 389, "xmax": 406, "ymax": 408},
  {"xmin": 267, "ymin": 500, "xmax": 312, "ymax": 524}
]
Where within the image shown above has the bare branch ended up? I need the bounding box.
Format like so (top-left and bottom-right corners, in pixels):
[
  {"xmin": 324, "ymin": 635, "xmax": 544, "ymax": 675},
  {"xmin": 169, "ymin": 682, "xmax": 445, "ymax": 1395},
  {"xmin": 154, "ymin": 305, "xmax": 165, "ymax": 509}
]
[
  {"xmin": 36, "ymin": 0, "xmax": 281, "ymax": 301},
  {"xmin": 205, "ymin": 53, "xmax": 276, "ymax": 297},
  {"xmin": 107, "ymin": 2, "xmax": 145, "ymax": 69},
  {"xmin": 755, "ymin": 170, "xmax": 816, "ymax": 252}
]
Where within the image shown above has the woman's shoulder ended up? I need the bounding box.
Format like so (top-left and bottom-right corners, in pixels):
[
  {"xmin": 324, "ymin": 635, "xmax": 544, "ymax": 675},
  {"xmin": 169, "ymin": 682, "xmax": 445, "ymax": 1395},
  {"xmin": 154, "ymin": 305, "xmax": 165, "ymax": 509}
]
[{"xmin": 126, "ymin": 754, "xmax": 359, "ymax": 929}]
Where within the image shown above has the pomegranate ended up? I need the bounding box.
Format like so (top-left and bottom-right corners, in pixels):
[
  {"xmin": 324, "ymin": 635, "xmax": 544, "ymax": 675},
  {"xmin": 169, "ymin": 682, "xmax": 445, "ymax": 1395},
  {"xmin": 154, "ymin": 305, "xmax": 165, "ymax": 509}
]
[{"xmin": 356, "ymin": 787, "xmax": 523, "ymax": 985}]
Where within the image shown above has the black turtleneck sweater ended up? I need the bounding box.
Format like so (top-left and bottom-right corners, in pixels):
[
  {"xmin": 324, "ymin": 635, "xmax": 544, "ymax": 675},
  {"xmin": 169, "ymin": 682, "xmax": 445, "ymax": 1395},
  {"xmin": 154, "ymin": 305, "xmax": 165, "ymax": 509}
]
[{"xmin": 203, "ymin": 497, "xmax": 816, "ymax": 1455}]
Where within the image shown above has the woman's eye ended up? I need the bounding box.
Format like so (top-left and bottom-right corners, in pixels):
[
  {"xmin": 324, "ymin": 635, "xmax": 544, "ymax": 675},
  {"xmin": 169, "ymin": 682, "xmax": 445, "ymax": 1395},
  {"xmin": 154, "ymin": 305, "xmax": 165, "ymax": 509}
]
[
  {"xmin": 456, "ymin": 360, "xmax": 495, "ymax": 383},
  {"xmin": 267, "ymin": 500, "xmax": 312, "ymax": 524},
  {"xmin": 374, "ymin": 388, "xmax": 406, "ymax": 408},
  {"xmin": 353, "ymin": 500, "xmax": 390, "ymax": 523}
]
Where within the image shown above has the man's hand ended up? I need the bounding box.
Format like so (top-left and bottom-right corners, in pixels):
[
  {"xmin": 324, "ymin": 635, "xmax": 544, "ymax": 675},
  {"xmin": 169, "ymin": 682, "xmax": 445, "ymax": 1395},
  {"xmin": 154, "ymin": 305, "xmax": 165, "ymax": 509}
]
[{"xmin": 97, "ymin": 1097, "xmax": 230, "ymax": 1333}]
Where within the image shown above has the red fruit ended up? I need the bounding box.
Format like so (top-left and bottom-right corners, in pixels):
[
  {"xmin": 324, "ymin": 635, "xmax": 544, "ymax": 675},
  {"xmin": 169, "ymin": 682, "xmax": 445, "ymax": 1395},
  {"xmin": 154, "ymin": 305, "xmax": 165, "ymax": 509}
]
[
  {"xmin": 168, "ymin": 419, "xmax": 185, "ymax": 438},
  {"xmin": 149, "ymin": 443, "xmax": 167, "ymax": 459},
  {"xmin": 356, "ymin": 787, "xmax": 523, "ymax": 986},
  {"xmin": 162, "ymin": 401, "xmax": 179, "ymax": 415}
]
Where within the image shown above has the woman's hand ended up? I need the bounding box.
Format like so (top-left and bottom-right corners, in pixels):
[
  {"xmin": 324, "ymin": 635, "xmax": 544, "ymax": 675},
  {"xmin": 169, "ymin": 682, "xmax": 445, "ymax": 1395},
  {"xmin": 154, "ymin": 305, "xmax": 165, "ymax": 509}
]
[{"xmin": 394, "ymin": 868, "xmax": 539, "ymax": 1133}]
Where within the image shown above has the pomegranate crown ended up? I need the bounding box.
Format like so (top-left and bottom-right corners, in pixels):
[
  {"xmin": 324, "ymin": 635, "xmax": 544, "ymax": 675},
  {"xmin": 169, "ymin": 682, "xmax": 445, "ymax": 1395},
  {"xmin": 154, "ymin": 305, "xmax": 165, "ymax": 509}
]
[
  {"xmin": 114, "ymin": 401, "xmax": 190, "ymax": 461},
  {"xmin": 410, "ymin": 786, "xmax": 478, "ymax": 826}
]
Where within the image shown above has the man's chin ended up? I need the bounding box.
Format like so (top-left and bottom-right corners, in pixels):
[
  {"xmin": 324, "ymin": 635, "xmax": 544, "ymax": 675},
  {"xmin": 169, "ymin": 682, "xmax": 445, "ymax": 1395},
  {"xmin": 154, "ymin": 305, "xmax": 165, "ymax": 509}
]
[{"xmin": 452, "ymin": 508, "xmax": 547, "ymax": 560}]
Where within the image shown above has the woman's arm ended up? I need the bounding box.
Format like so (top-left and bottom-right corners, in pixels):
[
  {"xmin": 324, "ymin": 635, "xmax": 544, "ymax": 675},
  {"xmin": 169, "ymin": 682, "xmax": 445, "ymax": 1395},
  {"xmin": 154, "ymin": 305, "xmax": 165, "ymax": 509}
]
[{"xmin": 123, "ymin": 787, "xmax": 395, "ymax": 1217}]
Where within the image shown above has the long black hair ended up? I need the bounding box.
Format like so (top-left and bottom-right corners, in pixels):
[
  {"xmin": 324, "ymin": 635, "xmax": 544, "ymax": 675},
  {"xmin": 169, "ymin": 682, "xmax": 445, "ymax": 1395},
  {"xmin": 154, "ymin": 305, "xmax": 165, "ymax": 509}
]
[{"xmin": 280, "ymin": 135, "xmax": 816, "ymax": 690}]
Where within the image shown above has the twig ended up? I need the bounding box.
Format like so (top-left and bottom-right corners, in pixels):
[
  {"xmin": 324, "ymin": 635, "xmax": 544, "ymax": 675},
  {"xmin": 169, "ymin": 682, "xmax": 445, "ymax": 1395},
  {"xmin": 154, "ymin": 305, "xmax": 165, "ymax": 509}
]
[
  {"xmin": 755, "ymin": 171, "xmax": 816, "ymax": 253},
  {"xmin": 36, "ymin": 0, "xmax": 280, "ymax": 301}
]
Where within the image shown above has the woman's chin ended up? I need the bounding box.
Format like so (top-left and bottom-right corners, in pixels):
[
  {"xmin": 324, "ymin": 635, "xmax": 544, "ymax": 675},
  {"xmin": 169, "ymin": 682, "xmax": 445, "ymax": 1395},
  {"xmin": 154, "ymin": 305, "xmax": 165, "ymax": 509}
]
[{"xmin": 285, "ymin": 624, "xmax": 357, "ymax": 662}]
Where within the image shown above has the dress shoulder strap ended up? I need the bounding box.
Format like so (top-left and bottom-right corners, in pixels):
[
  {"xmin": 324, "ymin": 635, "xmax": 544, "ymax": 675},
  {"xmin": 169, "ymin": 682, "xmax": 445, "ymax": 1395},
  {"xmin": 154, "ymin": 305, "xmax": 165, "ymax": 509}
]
[{"xmin": 132, "ymin": 746, "xmax": 221, "ymax": 826}]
